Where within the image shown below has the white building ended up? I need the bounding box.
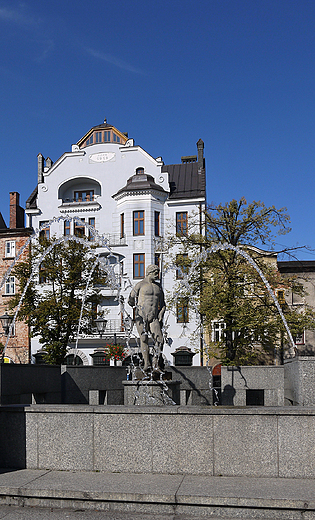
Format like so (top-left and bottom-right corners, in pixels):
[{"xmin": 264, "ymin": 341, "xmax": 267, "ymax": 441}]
[{"xmin": 25, "ymin": 121, "xmax": 206, "ymax": 366}]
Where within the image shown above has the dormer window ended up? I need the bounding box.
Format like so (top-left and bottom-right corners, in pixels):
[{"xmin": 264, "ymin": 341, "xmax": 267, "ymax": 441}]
[{"xmin": 136, "ymin": 167, "xmax": 144, "ymax": 175}]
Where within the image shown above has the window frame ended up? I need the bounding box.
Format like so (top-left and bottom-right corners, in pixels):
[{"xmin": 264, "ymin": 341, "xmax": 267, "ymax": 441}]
[
  {"xmin": 39, "ymin": 221, "xmax": 50, "ymax": 240},
  {"xmin": 74, "ymin": 190, "xmax": 94, "ymax": 202},
  {"xmin": 64, "ymin": 220, "xmax": 71, "ymax": 236},
  {"xmin": 176, "ymin": 253, "xmax": 189, "ymax": 279},
  {"xmin": 5, "ymin": 240, "xmax": 16, "ymax": 258},
  {"xmin": 176, "ymin": 298, "xmax": 189, "ymax": 323},
  {"xmin": 88, "ymin": 217, "xmax": 95, "ymax": 241},
  {"xmin": 5, "ymin": 276, "xmax": 15, "ymax": 295},
  {"xmin": 120, "ymin": 213, "xmax": 125, "ymax": 239},
  {"xmin": 74, "ymin": 218, "xmax": 85, "ymax": 237},
  {"xmin": 133, "ymin": 211, "xmax": 145, "ymax": 236},
  {"xmin": 176, "ymin": 212, "xmax": 188, "ymax": 236},
  {"xmin": 133, "ymin": 253, "xmax": 145, "ymax": 279},
  {"xmin": 154, "ymin": 211, "xmax": 160, "ymax": 237}
]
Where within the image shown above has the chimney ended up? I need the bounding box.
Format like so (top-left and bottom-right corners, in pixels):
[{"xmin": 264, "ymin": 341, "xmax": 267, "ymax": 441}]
[
  {"xmin": 37, "ymin": 153, "xmax": 44, "ymax": 184},
  {"xmin": 197, "ymin": 139, "xmax": 205, "ymax": 173},
  {"xmin": 10, "ymin": 192, "xmax": 25, "ymax": 229}
]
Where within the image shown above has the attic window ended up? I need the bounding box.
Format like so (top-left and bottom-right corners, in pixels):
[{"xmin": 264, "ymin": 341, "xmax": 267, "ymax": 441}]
[
  {"xmin": 83, "ymin": 130, "xmax": 125, "ymax": 147},
  {"xmin": 136, "ymin": 167, "xmax": 144, "ymax": 175}
]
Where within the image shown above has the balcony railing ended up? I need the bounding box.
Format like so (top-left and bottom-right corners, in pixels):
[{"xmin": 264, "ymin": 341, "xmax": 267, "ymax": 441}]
[
  {"xmin": 83, "ymin": 319, "xmax": 126, "ymax": 338},
  {"xmin": 104, "ymin": 234, "xmax": 126, "ymax": 246},
  {"xmin": 62, "ymin": 196, "xmax": 96, "ymax": 203}
]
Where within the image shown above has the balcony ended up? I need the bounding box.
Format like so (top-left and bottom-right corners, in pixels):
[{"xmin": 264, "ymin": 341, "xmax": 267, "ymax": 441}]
[
  {"xmin": 59, "ymin": 197, "xmax": 101, "ymax": 213},
  {"xmin": 103, "ymin": 233, "xmax": 127, "ymax": 247},
  {"xmin": 80, "ymin": 319, "xmax": 129, "ymax": 339}
]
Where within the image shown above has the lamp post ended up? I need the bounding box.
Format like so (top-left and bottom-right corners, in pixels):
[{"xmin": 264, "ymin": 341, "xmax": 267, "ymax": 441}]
[
  {"xmin": 0, "ymin": 312, "xmax": 13, "ymax": 336},
  {"xmin": 94, "ymin": 317, "xmax": 107, "ymax": 338}
]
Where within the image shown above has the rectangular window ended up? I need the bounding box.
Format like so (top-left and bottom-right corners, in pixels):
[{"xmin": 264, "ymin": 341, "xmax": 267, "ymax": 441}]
[
  {"xmin": 293, "ymin": 331, "xmax": 305, "ymax": 345},
  {"xmin": 5, "ymin": 276, "xmax": 15, "ymax": 295},
  {"xmin": 86, "ymin": 134, "xmax": 93, "ymax": 145},
  {"xmin": 176, "ymin": 212, "xmax": 188, "ymax": 236},
  {"xmin": 74, "ymin": 218, "xmax": 85, "ymax": 237},
  {"xmin": 95, "ymin": 132, "xmax": 102, "ymax": 143},
  {"xmin": 155, "ymin": 253, "xmax": 160, "ymax": 270},
  {"xmin": 133, "ymin": 253, "xmax": 145, "ymax": 278},
  {"xmin": 176, "ymin": 253, "xmax": 189, "ymax": 279},
  {"xmin": 113, "ymin": 134, "xmax": 120, "ymax": 143},
  {"xmin": 104, "ymin": 131, "xmax": 111, "ymax": 142},
  {"xmin": 133, "ymin": 211, "xmax": 145, "ymax": 235},
  {"xmin": 39, "ymin": 221, "xmax": 50, "ymax": 240},
  {"xmin": 120, "ymin": 213, "xmax": 125, "ymax": 239},
  {"xmin": 177, "ymin": 298, "xmax": 189, "ymax": 323},
  {"xmin": 276, "ymin": 289, "xmax": 286, "ymax": 306},
  {"xmin": 154, "ymin": 211, "xmax": 160, "ymax": 236},
  {"xmin": 88, "ymin": 217, "xmax": 95, "ymax": 241},
  {"xmin": 212, "ymin": 321, "xmax": 226, "ymax": 342},
  {"xmin": 74, "ymin": 190, "xmax": 94, "ymax": 202},
  {"xmin": 64, "ymin": 220, "xmax": 71, "ymax": 236},
  {"xmin": 5, "ymin": 240, "xmax": 16, "ymax": 258}
]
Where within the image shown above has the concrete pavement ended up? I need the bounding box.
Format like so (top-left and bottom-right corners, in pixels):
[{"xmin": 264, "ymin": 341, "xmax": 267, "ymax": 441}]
[{"xmin": 0, "ymin": 468, "xmax": 314, "ymax": 518}]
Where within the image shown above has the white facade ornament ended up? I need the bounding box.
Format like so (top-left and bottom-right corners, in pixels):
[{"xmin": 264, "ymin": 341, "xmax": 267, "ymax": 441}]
[
  {"xmin": 125, "ymin": 138, "xmax": 135, "ymax": 147},
  {"xmin": 89, "ymin": 152, "xmax": 116, "ymax": 163}
]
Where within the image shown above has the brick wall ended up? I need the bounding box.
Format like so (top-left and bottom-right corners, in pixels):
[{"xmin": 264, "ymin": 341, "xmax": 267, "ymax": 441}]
[{"xmin": 0, "ymin": 233, "xmax": 31, "ymax": 363}]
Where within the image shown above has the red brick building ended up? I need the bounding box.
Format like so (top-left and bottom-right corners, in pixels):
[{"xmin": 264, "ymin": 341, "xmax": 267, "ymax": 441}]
[{"xmin": 0, "ymin": 192, "xmax": 32, "ymax": 363}]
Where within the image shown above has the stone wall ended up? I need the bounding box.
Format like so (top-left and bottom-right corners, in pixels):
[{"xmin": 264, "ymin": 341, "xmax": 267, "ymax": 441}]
[
  {"xmin": 221, "ymin": 365, "xmax": 284, "ymax": 406},
  {"xmin": 1, "ymin": 405, "xmax": 315, "ymax": 479},
  {"xmin": 284, "ymin": 356, "xmax": 315, "ymax": 406}
]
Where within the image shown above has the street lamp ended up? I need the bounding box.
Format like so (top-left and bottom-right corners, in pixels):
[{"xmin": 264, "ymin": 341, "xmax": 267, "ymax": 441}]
[
  {"xmin": 94, "ymin": 317, "xmax": 107, "ymax": 338},
  {"xmin": 0, "ymin": 312, "xmax": 13, "ymax": 336}
]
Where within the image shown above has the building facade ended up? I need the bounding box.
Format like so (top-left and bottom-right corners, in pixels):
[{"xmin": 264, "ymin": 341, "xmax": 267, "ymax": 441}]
[
  {"xmin": 25, "ymin": 121, "xmax": 206, "ymax": 365},
  {"xmin": 278, "ymin": 260, "xmax": 315, "ymax": 355},
  {"xmin": 0, "ymin": 192, "xmax": 32, "ymax": 363}
]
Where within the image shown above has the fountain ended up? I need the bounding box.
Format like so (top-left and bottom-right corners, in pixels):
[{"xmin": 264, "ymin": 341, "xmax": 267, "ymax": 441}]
[{"xmin": 0, "ymin": 217, "xmax": 297, "ymax": 409}]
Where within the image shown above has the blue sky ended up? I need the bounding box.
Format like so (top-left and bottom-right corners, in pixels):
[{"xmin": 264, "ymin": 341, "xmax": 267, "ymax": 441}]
[{"xmin": 1, "ymin": 0, "xmax": 315, "ymax": 259}]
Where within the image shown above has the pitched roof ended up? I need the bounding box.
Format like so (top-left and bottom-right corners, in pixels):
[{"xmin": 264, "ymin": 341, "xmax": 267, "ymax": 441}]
[
  {"xmin": 0, "ymin": 212, "xmax": 7, "ymax": 229},
  {"xmin": 162, "ymin": 162, "xmax": 206, "ymax": 200},
  {"xmin": 278, "ymin": 260, "xmax": 315, "ymax": 273},
  {"xmin": 26, "ymin": 186, "xmax": 38, "ymax": 209}
]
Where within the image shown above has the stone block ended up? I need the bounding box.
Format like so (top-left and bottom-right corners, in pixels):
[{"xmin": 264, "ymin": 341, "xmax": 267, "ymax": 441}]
[
  {"xmin": 35, "ymin": 410, "xmax": 94, "ymax": 471},
  {"xmin": 213, "ymin": 413, "xmax": 278, "ymax": 477},
  {"xmin": 152, "ymin": 413, "xmax": 213, "ymax": 475},
  {"xmin": 94, "ymin": 412, "xmax": 153, "ymax": 473},
  {"xmin": 278, "ymin": 414, "xmax": 315, "ymax": 478}
]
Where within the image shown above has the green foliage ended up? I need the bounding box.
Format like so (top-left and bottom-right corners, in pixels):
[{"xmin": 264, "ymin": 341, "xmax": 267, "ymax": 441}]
[
  {"xmin": 10, "ymin": 238, "xmax": 108, "ymax": 365},
  {"xmin": 167, "ymin": 198, "xmax": 315, "ymax": 365}
]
